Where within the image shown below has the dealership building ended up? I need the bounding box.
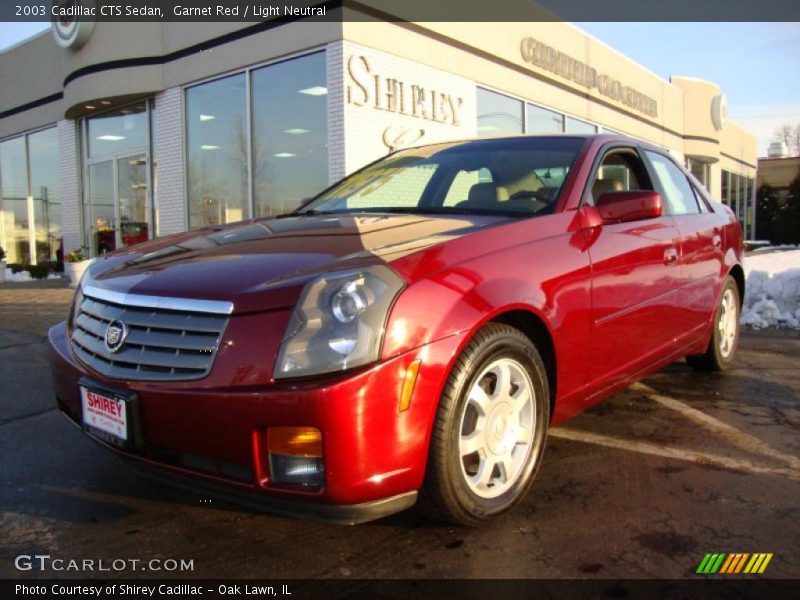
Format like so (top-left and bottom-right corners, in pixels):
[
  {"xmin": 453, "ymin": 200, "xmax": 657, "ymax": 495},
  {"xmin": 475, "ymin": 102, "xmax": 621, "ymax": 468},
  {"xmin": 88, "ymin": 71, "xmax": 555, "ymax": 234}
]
[{"xmin": 0, "ymin": 15, "xmax": 758, "ymax": 264}]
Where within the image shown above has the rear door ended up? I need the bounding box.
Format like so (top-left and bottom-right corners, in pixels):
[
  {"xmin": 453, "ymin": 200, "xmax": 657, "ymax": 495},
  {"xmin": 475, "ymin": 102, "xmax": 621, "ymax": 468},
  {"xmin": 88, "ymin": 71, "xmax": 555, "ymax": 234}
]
[
  {"xmin": 643, "ymin": 151, "xmax": 724, "ymax": 339},
  {"xmin": 585, "ymin": 146, "xmax": 685, "ymax": 389}
]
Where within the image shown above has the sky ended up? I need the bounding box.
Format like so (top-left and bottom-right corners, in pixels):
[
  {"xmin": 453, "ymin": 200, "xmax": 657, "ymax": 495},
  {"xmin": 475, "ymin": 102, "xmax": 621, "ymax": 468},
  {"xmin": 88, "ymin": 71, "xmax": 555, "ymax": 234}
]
[
  {"xmin": 576, "ymin": 22, "xmax": 800, "ymax": 156},
  {"xmin": 2, "ymin": 21, "xmax": 799, "ymax": 156}
]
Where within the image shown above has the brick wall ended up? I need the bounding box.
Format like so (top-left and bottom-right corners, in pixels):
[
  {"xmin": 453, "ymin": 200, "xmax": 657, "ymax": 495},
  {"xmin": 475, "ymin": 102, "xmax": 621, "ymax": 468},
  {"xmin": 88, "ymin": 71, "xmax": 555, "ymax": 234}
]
[
  {"xmin": 326, "ymin": 42, "xmax": 347, "ymax": 184},
  {"xmin": 153, "ymin": 87, "xmax": 186, "ymax": 236},
  {"xmin": 340, "ymin": 41, "xmax": 477, "ymax": 175},
  {"xmin": 57, "ymin": 119, "xmax": 82, "ymax": 254}
]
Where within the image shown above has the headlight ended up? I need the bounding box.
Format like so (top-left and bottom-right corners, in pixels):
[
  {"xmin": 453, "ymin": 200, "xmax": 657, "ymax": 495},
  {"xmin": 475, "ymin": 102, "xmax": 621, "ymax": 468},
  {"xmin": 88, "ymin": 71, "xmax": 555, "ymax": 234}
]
[{"xmin": 274, "ymin": 266, "xmax": 405, "ymax": 378}]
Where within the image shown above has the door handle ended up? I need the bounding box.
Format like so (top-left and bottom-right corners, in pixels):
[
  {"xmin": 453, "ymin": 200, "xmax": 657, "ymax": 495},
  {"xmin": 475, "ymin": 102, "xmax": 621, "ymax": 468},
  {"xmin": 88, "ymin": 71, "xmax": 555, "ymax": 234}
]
[
  {"xmin": 663, "ymin": 247, "xmax": 678, "ymax": 265},
  {"xmin": 712, "ymin": 234, "xmax": 722, "ymax": 249}
]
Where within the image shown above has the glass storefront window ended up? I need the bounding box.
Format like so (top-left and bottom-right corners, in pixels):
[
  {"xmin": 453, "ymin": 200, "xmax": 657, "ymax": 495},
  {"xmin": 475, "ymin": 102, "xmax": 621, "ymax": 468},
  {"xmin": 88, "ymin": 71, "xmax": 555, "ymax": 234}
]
[
  {"xmin": 83, "ymin": 101, "xmax": 152, "ymax": 256},
  {"xmin": 730, "ymin": 172, "xmax": 740, "ymax": 217},
  {"xmin": 186, "ymin": 73, "xmax": 247, "ymax": 228},
  {"xmin": 526, "ymin": 104, "xmax": 563, "ymax": 134},
  {"xmin": 0, "ymin": 136, "xmax": 29, "ymax": 263},
  {"xmin": 566, "ymin": 117, "xmax": 597, "ymax": 134},
  {"xmin": 721, "ymin": 170, "xmax": 730, "ymax": 205},
  {"xmin": 738, "ymin": 172, "xmax": 747, "ymax": 228},
  {"xmin": 252, "ymin": 52, "xmax": 328, "ymax": 217},
  {"xmin": 477, "ymin": 88, "xmax": 523, "ymax": 136},
  {"xmin": 0, "ymin": 127, "xmax": 61, "ymax": 265},
  {"xmin": 28, "ymin": 128, "xmax": 60, "ymax": 262},
  {"xmin": 88, "ymin": 104, "xmax": 147, "ymax": 158},
  {"xmin": 88, "ymin": 161, "xmax": 115, "ymax": 254},
  {"xmin": 746, "ymin": 177, "xmax": 754, "ymax": 239}
]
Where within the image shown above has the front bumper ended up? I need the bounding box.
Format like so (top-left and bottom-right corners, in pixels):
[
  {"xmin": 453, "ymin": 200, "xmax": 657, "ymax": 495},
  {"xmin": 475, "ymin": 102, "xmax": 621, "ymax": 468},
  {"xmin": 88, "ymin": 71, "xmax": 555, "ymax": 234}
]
[{"xmin": 48, "ymin": 321, "xmax": 465, "ymax": 523}]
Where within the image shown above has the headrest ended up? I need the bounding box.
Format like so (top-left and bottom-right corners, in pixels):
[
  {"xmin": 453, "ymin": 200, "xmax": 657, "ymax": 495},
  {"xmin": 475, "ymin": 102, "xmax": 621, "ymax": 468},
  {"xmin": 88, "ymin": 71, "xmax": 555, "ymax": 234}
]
[
  {"xmin": 467, "ymin": 183, "xmax": 509, "ymax": 205},
  {"xmin": 592, "ymin": 178, "xmax": 623, "ymax": 200}
]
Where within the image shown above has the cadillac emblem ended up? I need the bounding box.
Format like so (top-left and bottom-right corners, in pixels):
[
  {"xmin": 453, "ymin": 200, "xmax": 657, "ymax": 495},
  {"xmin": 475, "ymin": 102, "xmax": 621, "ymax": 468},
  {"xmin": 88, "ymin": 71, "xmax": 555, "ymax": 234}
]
[{"xmin": 104, "ymin": 320, "xmax": 128, "ymax": 353}]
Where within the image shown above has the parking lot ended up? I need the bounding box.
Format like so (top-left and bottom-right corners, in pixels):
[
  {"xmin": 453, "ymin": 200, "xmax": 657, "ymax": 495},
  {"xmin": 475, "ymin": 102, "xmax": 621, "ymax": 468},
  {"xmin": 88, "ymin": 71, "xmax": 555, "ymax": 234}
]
[{"xmin": 1, "ymin": 279, "xmax": 798, "ymax": 580}]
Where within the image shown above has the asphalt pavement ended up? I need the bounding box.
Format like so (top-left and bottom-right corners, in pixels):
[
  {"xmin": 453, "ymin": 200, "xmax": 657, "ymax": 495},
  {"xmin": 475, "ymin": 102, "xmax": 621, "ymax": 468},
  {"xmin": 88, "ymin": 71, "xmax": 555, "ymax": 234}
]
[{"xmin": 1, "ymin": 279, "xmax": 798, "ymax": 580}]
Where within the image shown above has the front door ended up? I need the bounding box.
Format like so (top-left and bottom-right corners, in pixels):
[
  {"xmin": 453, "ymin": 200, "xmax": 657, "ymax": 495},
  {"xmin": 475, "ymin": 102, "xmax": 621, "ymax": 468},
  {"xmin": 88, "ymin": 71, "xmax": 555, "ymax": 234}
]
[
  {"xmin": 585, "ymin": 147, "xmax": 686, "ymax": 391},
  {"xmin": 87, "ymin": 152, "xmax": 149, "ymax": 255}
]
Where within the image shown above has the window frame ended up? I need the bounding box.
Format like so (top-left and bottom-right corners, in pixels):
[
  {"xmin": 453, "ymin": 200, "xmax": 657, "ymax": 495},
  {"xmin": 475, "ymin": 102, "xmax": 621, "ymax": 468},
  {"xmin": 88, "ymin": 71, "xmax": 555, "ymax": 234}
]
[{"xmin": 579, "ymin": 143, "xmax": 655, "ymax": 209}]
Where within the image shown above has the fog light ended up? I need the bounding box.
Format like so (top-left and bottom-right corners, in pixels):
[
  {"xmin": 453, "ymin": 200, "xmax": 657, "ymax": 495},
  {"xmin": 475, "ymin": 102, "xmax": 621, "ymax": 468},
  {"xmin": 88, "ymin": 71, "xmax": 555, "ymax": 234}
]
[
  {"xmin": 269, "ymin": 455, "xmax": 324, "ymax": 488},
  {"xmin": 266, "ymin": 427, "xmax": 324, "ymax": 489}
]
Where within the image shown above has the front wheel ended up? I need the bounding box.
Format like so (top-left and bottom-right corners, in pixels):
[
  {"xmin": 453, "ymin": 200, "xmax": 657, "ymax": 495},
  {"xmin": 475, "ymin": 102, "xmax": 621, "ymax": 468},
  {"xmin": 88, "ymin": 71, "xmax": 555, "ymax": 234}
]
[
  {"xmin": 418, "ymin": 323, "xmax": 549, "ymax": 525},
  {"xmin": 686, "ymin": 276, "xmax": 741, "ymax": 372}
]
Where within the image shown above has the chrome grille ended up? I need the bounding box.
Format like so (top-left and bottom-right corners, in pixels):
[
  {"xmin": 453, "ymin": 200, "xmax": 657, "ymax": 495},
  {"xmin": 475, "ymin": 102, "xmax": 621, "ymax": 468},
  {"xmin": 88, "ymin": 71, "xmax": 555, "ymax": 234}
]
[{"xmin": 70, "ymin": 290, "xmax": 231, "ymax": 381}]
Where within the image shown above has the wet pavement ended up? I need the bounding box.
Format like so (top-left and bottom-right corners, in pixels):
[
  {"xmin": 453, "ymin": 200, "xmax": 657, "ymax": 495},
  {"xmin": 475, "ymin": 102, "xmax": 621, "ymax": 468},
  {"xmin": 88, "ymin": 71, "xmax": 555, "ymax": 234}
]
[{"xmin": 1, "ymin": 280, "xmax": 798, "ymax": 579}]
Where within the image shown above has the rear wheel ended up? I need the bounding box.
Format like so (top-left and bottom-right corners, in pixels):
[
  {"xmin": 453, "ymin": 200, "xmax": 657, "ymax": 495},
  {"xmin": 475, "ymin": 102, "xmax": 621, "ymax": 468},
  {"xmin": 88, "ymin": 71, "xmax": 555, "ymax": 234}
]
[
  {"xmin": 418, "ymin": 323, "xmax": 549, "ymax": 525},
  {"xmin": 686, "ymin": 276, "xmax": 740, "ymax": 372}
]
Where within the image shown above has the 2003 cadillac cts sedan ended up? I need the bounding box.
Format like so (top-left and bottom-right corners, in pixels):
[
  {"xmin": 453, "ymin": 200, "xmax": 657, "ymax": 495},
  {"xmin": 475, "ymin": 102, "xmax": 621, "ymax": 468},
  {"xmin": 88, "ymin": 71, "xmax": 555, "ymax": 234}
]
[{"xmin": 49, "ymin": 134, "xmax": 744, "ymax": 525}]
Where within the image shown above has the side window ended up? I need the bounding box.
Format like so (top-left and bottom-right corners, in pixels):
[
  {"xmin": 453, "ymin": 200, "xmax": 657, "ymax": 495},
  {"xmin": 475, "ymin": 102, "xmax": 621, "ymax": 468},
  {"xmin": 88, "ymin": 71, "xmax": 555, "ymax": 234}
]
[
  {"xmin": 443, "ymin": 168, "xmax": 493, "ymax": 206},
  {"xmin": 687, "ymin": 172, "xmax": 714, "ymax": 213},
  {"xmin": 590, "ymin": 149, "xmax": 652, "ymax": 204},
  {"xmin": 645, "ymin": 151, "xmax": 701, "ymax": 215}
]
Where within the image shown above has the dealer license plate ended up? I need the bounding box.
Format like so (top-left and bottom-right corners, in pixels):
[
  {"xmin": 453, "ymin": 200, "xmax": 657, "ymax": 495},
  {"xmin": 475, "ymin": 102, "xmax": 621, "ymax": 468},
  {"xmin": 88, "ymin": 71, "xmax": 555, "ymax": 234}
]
[{"xmin": 80, "ymin": 386, "xmax": 128, "ymax": 442}]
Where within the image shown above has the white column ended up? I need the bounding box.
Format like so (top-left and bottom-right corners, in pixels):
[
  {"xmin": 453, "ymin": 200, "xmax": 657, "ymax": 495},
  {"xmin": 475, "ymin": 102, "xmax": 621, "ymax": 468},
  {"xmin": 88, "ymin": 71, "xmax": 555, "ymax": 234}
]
[
  {"xmin": 57, "ymin": 119, "xmax": 82, "ymax": 255},
  {"xmin": 326, "ymin": 41, "xmax": 346, "ymax": 184},
  {"xmin": 153, "ymin": 87, "xmax": 187, "ymax": 236}
]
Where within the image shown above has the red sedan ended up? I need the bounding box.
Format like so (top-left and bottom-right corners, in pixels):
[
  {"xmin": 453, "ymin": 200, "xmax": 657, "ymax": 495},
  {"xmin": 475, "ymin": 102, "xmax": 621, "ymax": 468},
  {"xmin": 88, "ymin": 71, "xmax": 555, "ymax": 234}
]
[{"xmin": 49, "ymin": 135, "xmax": 744, "ymax": 525}]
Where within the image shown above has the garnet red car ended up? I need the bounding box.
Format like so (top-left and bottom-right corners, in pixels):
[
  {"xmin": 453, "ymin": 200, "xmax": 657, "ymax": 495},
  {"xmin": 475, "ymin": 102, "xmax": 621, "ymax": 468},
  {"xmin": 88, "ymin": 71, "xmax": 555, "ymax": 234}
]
[{"xmin": 49, "ymin": 134, "xmax": 744, "ymax": 525}]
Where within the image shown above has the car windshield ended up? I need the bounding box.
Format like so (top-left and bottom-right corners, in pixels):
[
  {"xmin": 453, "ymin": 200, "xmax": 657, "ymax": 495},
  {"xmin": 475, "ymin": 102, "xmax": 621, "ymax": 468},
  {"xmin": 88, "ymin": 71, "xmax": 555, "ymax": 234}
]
[{"xmin": 299, "ymin": 136, "xmax": 586, "ymax": 218}]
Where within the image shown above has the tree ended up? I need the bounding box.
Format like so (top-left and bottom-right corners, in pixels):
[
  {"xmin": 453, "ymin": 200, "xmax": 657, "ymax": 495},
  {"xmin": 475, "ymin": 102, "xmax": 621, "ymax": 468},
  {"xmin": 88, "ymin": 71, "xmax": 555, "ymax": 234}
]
[
  {"xmin": 773, "ymin": 123, "xmax": 800, "ymax": 156},
  {"xmin": 782, "ymin": 174, "xmax": 800, "ymax": 244},
  {"xmin": 755, "ymin": 184, "xmax": 780, "ymax": 241},
  {"xmin": 755, "ymin": 177, "xmax": 800, "ymax": 245}
]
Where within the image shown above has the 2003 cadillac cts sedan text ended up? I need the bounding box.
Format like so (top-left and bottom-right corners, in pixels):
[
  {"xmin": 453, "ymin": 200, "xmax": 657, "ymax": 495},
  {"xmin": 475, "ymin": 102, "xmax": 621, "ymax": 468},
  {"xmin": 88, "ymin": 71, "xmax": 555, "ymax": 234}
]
[{"xmin": 49, "ymin": 135, "xmax": 744, "ymax": 525}]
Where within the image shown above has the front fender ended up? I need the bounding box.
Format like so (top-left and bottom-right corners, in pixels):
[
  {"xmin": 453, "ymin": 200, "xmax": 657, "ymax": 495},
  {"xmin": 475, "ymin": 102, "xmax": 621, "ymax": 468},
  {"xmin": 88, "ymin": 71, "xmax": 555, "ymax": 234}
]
[{"xmin": 382, "ymin": 217, "xmax": 593, "ymax": 409}]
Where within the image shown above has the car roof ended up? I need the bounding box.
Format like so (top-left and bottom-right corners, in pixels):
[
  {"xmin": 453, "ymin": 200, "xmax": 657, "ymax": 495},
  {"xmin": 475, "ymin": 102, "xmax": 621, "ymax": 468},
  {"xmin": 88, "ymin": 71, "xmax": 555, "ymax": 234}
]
[{"xmin": 393, "ymin": 132, "xmax": 664, "ymax": 155}]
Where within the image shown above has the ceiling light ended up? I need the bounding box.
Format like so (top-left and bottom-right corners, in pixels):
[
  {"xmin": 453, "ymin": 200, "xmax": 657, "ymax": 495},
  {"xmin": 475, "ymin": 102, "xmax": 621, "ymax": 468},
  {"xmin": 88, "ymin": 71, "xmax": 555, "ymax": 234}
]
[
  {"xmin": 273, "ymin": 152, "xmax": 296, "ymax": 158},
  {"xmin": 200, "ymin": 114, "xmax": 216, "ymax": 122},
  {"xmin": 100, "ymin": 100, "xmax": 111, "ymax": 106},
  {"xmin": 85, "ymin": 105, "xmax": 96, "ymax": 110},
  {"xmin": 97, "ymin": 135, "xmax": 125, "ymax": 141},
  {"xmin": 298, "ymin": 86, "xmax": 327, "ymax": 96},
  {"xmin": 201, "ymin": 145, "xmax": 220, "ymax": 151},
  {"xmin": 284, "ymin": 128, "xmax": 310, "ymax": 134}
]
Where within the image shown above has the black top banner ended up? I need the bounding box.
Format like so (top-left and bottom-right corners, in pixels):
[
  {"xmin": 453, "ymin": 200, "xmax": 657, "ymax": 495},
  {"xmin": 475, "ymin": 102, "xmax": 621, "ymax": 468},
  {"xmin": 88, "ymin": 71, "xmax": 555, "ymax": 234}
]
[{"xmin": 2, "ymin": 0, "xmax": 800, "ymax": 23}]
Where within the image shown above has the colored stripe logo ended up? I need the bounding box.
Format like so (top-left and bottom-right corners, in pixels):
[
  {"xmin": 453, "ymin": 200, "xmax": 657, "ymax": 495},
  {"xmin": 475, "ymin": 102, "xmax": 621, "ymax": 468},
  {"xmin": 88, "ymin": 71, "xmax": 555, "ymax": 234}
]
[{"xmin": 696, "ymin": 553, "xmax": 773, "ymax": 574}]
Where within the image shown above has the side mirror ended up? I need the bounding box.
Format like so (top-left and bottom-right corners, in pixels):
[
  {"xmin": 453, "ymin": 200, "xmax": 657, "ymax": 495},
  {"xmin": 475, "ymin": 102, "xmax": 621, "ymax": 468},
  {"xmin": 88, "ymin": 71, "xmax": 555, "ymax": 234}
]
[{"xmin": 596, "ymin": 190, "xmax": 662, "ymax": 223}]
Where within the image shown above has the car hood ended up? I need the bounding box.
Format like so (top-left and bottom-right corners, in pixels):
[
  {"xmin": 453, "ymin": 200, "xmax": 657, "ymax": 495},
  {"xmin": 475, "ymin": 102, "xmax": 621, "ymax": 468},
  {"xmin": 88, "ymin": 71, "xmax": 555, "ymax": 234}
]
[{"xmin": 84, "ymin": 213, "xmax": 507, "ymax": 313}]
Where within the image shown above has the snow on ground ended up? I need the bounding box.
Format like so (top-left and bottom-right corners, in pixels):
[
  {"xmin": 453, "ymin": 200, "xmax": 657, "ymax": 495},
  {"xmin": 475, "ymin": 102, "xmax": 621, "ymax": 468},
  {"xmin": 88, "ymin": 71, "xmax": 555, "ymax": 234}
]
[
  {"xmin": 741, "ymin": 249, "xmax": 800, "ymax": 329},
  {"xmin": 2, "ymin": 268, "xmax": 62, "ymax": 283}
]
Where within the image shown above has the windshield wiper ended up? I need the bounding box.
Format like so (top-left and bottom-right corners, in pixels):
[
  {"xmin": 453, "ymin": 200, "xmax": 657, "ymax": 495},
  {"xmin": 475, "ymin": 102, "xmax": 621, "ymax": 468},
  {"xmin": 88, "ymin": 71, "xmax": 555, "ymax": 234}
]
[
  {"xmin": 289, "ymin": 207, "xmax": 533, "ymax": 218},
  {"xmin": 370, "ymin": 207, "xmax": 532, "ymax": 218}
]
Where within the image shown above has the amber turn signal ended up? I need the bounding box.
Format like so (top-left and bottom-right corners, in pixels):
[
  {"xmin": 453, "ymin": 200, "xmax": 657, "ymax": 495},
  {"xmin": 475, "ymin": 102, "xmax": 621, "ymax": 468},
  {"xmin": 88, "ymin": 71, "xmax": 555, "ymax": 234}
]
[
  {"xmin": 267, "ymin": 426, "xmax": 323, "ymax": 457},
  {"xmin": 399, "ymin": 359, "xmax": 422, "ymax": 412}
]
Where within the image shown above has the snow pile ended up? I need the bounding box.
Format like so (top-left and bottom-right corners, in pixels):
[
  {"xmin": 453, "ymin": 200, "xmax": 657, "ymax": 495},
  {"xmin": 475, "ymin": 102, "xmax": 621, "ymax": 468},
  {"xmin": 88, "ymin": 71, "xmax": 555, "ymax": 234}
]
[
  {"xmin": 3, "ymin": 267, "xmax": 33, "ymax": 283},
  {"xmin": 2, "ymin": 267, "xmax": 62, "ymax": 283},
  {"xmin": 751, "ymin": 244, "xmax": 798, "ymax": 254},
  {"xmin": 741, "ymin": 249, "xmax": 800, "ymax": 329}
]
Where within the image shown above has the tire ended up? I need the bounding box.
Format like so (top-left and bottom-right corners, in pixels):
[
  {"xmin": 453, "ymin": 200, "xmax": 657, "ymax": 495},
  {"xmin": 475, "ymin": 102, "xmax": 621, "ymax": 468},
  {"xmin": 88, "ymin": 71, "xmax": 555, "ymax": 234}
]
[
  {"xmin": 418, "ymin": 323, "xmax": 550, "ymax": 525},
  {"xmin": 686, "ymin": 276, "xmax": 741, "ymax": 372}
]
